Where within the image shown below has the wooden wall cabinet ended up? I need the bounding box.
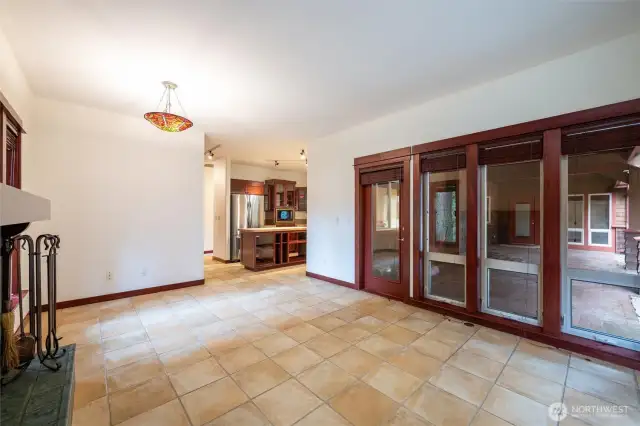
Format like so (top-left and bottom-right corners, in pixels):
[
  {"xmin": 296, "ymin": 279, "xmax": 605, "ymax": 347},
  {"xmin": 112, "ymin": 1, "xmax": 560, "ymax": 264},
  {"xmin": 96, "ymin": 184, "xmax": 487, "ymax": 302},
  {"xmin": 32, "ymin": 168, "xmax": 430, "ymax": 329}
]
[
  {"xmin": 264, "ymin": 179, "xmax": 296, "ymax": 225},
  {"xmin": 230, "ymin": 179, "xmax": 264, "ymax": 195},
  {"xmin": 295, "ymin": 187, "xmax": 307, "ymax": 212}
]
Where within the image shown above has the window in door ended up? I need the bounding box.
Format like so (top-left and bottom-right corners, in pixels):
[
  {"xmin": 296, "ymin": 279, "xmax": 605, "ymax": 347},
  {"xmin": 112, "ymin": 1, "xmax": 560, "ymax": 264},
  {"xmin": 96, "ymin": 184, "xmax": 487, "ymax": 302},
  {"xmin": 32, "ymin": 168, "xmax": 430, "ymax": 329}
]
[
  {"xmin": 375, "ymin": 182, "xmax": 399, "ymax": 230},
  {"xmin": 588, "ymin": 194, "xmax": 611, "ymax": 246},
  {"xmin": 567, "ymin": 195, "xmax": 584, "ymax": 244}
]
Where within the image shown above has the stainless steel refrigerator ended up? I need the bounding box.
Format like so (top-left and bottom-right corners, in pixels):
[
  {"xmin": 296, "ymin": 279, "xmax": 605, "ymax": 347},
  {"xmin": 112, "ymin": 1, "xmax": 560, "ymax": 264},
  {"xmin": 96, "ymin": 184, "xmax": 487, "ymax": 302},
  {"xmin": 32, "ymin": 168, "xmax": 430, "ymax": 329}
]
[{"xmin": 230, "ymin": 194, "xmax": 264, "ymax": 261}]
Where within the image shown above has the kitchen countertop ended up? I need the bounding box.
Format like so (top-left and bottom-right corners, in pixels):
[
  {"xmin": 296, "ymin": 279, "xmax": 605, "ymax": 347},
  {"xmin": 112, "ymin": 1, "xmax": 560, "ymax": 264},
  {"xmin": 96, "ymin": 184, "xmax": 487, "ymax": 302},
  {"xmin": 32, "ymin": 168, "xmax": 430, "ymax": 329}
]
[{"xmin": 240, "ymin": 226, "xmax": 306, "ymax": 233}]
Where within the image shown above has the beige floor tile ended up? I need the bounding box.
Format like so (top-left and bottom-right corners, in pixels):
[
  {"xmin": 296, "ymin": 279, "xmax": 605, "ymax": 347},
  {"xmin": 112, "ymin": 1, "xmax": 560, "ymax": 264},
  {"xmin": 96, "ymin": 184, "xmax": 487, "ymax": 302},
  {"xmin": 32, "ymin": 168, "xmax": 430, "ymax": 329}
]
[
  {"xmin": 151, "ymin": 334, "xmax": 200, "ymax": 355},
  {"xmin": 377, "ymin": 324, "xmax": 421, "ymax": 346},
  {"xmin": 330, "ymin": 347, "xmax": 383, "ymax": 378},
  {"xmin": 470, "ymin": 410, "xmax": 513, "ymax": 426},
  {"xmin": 569, "ymin": 354, "xmax": 637, "ymax": 387},
  {"xmin": 330, "ymin": 323, "xmax": 372, "ymax": 343},
  {"xmin": 395, "ymin": 317, "xmax": 436, "ymax": 334},
  {"xmin": 352, "ymin": 315, "xmax": 389, "ymax": 333},
  {"xmin": 283, "ymin": 323, "xmax": 324, "ymax": 343},
  {"xmin": 363, "ymin": 363, "xmax": 423, "ymax": 402},
  {"xmin": 272, "ymin": 345, "xmax": 324, "ymax": 375},
  {"xmin": 203, "ymin": 331, "xmax": 249, "ymax": 357},
  {"xmin": 100, "ymin": 315, "xmax": 145, "ymax": 339},
  {"xmin": 410, "ymin": 335, "xmax": 457, "ymax": 361},
  {"xmin": 264, "ymin": 313, "xmax": 304, "ymax": 330},
  {"xmin": 429, "ymin": 364, "xmax": 492, "ymax": 406},
  {"xmin": 424, "ymin": 324, "xmax": 471, "ymax": 349},
  {"xmin": 296, "ymin": 405, "xmax": 352, "ymax": 426},
  {"xmin": 309, "ymin": 315, "xmax": 348, "ymax": 332},
  {"xmin": 383, "ymin": 407, "xmax": 432, "ymax": 426},
  {"xmin": 304, "ymin": 333, "xmax": 350, "ymax": 358},
  {"xmin": 231, "ymin": 358, "xmax": 290, "ymax": 397},
  {"xmin": 370, "ymin": 306, "xmax": 412, "ymax": 323},
  {"xmin": 387, "ymin": 347, "xmax": 443, "ymax": 380},
  {"xmin": 507, "ymin": 343, "xmax": 568, "ymax": 385},
  {"xmin": 405, "ymin": 383, "xmax": 477, "ymax": 426},
  {"xmin": 356, "ymin": 335, "xmax": 404, "ymax": 360},
  {"xmin": 109, "ymin": 376, "xmax": 176, "ymax": 425},
  {"xmin": 104, "ymin": 341, "xmax": 155, "ymax": 370},
  {"xmin": 462, "ymin": 328, "xmax": 518, "ymax": 363},
  {"xmin": 254, "ymin": 332, "xmax": 300, "ymax": 356},
  {"xmin": 218, "ymin": 343, "xmax": 267, "ymax": 373},
  {"xmin": 482, "ymin": 386, "xmax": 555, "ymax": 426},
  {"xmin": 74, "ymin": 371, "xmax": 107, "ymax": 409},
  {"xmin": 102, "ymin": 329, "xmax": 149, "ymax": 353},
  {"xmin": 409, "ymin": 310, "xmax": 445, "ymax": 323},
  {"xmin": 72, "ymin": 396, "xmax": 110, "ymax": 426},
  {"xmin": 169, "ymin": 358, "xmax": 227, "ymax": 395},
  {"xmin": 562, "ymin": 387, "xmax": 640, "ymax": 426},
  {"xmin": 330, "ymin": 382, "xmax": 399, "ymax": 426},
  {"xmin": 333, "ymin": 308, "xmax": 367, "ymax": 323},
  {"xmin": 117, "ymin": 399, "xmax": 190, "ymax": 426},
  {"xmin": 181, "ymin": 376, "xmax": 249, "ymax": 426},
  {"xmin": 235, "ymin": 323, "xmax": 278, "ymax": 342},
  {"xmin": 223, "ymin": 314, "xmax": 261, "ymax": 329},
  {"xmin": 566, "ymin": 367, "xmax": 638, "ymax": 407},
  {"xmin": 74, "ymin": 344, "xmax": 106, "ymax": 378},
  {"xmin": 107, "ymin": 356, "xmax": 164, "ymax": 393},
  {"xmin": 497, "ymin": 365, "xmax": 564, "ymax": 406},
  {"xmin": 207, "ymin": 402, "xmax": 271, "ymax": 426},
  {"xmin": 159, "ymin": 343, "xmax": 211, "ymax": 374},
  {"xmin": 60, "ymin": 321, "xmax": 102, "ymax": 346},
  {"xmin": 298, "ymin": 361, "xmax": 357, "ymax": 400},
  {"xmin": 254, "ymin": 379, "xmax": 322, "ymax": 426},
  {"xmin": 447, "ymin": 349, "xmax": 505, "ymax": 381}
]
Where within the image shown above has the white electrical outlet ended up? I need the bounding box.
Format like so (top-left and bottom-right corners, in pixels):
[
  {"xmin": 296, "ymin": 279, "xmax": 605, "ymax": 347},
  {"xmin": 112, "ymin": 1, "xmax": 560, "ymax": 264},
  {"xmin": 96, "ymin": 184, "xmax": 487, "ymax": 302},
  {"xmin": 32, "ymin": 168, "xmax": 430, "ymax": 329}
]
[{"xmin": 106, "ymin": 271, "xmax": 113, "ymax": 280}]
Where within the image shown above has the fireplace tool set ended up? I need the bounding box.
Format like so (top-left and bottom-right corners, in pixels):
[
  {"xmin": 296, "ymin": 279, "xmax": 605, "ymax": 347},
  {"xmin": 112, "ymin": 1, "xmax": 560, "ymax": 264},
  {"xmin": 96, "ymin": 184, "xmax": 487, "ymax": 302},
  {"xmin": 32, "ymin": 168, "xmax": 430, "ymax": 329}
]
[{"xmin": 1, "ymin": 229, "xmax": 63, "ymax": 385}]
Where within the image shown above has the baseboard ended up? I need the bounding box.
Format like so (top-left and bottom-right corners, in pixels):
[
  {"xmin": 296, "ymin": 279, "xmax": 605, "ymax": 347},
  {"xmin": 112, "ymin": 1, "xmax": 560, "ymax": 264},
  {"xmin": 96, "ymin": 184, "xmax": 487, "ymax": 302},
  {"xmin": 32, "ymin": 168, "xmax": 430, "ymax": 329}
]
[
  {"xmin": 43, "ymin": 279, "xmax": 205, "ymax": 311},
  {"xmin": 306, "ymin": 271, "xmax": 355, "ymax": 289},
  {"xmin": 211, "ymin": 256, "xmax": 233, "ymax": 264},
  {"xmin": 204, "ymin": 250, "xmax": 213, "ymax": 254}
]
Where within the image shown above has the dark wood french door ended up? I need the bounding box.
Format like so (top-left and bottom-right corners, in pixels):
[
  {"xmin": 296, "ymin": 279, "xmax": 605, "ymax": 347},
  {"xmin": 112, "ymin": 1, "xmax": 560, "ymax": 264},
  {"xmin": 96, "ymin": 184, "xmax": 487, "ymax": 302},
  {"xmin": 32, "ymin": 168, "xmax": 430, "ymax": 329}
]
[{"xmin": 361, "ymin": 163, "xmax": 409, "ymax": 300}]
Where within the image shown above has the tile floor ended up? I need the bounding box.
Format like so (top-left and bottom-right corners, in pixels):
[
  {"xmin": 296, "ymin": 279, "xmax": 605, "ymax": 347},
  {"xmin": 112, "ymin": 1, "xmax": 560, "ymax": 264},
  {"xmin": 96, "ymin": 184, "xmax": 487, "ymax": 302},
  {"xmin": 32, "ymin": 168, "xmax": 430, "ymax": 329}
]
[{"xmin": 64, "ymin": 259, "xmax": 640, "ymax": 426}]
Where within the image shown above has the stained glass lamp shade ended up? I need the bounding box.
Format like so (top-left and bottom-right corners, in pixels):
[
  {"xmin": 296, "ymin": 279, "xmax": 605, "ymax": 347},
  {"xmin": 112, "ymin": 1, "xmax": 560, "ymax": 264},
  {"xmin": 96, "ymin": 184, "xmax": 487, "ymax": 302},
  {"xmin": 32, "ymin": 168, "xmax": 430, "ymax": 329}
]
[{"xmin": 144, "ymin": 81, "xmax": 193, "ymax": 132}]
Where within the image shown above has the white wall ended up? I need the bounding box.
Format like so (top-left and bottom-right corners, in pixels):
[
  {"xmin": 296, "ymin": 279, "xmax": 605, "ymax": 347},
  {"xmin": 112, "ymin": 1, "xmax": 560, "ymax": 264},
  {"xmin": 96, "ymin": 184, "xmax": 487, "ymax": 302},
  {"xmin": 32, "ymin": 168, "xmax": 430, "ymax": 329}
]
[
  {"xmin": 23, "ymin": 97, "xmax": 205, "ymax": 302},
  {"xmin": 308, "ymin": 31, "xmax": 640, "ymax": 284},
  {"xmin": 231, "ymin": 163, "xmax": 307, "ymax": 186},
  {"xmin": 213, "ymin": 157, "xmax": 231, "ymax": 260},
  {"xmin": 203, "ymin": 166, "xmax": 214, "ymax": 252}
]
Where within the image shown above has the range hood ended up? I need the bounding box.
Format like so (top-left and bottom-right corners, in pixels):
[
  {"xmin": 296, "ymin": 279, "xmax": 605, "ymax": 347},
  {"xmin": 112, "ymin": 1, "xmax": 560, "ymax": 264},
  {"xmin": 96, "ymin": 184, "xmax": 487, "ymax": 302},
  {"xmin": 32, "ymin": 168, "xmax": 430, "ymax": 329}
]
[{"xmin": 0, "ymin": 184, "xmax": 50, "ymax": 226}]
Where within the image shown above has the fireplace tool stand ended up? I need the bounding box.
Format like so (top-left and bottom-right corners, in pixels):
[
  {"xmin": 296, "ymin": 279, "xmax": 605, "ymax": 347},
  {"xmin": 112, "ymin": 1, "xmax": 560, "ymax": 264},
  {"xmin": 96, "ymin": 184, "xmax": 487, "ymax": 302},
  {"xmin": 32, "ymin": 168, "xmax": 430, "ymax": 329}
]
[{"xmin": 1, "ymin": 229, "xmax": 63, "ymax": 386}]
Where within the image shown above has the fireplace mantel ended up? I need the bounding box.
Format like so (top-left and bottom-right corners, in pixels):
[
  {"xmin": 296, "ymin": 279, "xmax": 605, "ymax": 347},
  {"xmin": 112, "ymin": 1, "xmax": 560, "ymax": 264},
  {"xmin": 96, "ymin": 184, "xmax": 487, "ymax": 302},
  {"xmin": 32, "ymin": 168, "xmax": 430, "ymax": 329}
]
[{"xmin": 0, "ymin": 184, "xmax": 50, "ymax": 226}]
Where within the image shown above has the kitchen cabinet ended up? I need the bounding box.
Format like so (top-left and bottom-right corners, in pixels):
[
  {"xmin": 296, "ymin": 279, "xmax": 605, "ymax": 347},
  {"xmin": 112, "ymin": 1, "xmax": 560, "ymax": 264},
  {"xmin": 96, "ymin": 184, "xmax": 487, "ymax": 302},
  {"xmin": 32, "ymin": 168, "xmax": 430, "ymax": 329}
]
[
  {"xmin": 295, "ymin": 187, "xmax": 307, "ymax": 212},
  {"xmin": 231, "ymin": 179, "xmax": 264, "ymax": 195}
]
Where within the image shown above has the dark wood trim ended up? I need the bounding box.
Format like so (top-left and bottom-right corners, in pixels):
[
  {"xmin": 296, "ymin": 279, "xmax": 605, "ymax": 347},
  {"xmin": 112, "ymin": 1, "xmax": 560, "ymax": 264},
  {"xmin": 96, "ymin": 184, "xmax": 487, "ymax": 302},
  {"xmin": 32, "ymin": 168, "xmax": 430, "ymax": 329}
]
[
  {"xmin": 400, "ymin": 158, "xmax": 411, "ymax": 303},
  {"xmin": 407, "ymin": 297, "xmax": 640, "ymax": 370},
  {"xmin": 413, "ymin": 98, "xmax": 640, "ymax": 155},
  {"xmin": 465, "ymin": 144, "xmax": 479, "ymax": 313},
  {"xmin": 306, "ymin": 271, "xmax": 356, "ymax": 289},
  {"xmin": 542, "ymin": 129, "xmax": 562, "ymax": 336},
  {"xmin": 412, "ymin": 154, "xmax": 421, "ymax": 301},
  {"xmin": 43, "ymin": 279, "xmax": 204, "ymax": 311},
  {"xmin": 354, "ymin": 147, "xmax": 411, "ymax": 166},
  {"xmin": 354, "ymin": 166, "xmax": 364, "ymax": 290},
  {"xmin": 211, "ymin": 256, "xmax": 233, "ymax": 264},
  {"xmin": 204, "ymin": 250, "xmax": 213, "ymax": 255}
]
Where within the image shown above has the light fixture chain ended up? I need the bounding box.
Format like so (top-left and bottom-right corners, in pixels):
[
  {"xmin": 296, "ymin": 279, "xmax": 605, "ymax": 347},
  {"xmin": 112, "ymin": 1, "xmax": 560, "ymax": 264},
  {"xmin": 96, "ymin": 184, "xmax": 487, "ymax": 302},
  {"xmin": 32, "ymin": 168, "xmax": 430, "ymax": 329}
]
[
  {"xmin": 155, "ymin": 87, "xmax": 168, "ymax": 112},
  {"xmin": 173, "ymin": 90, "xmax": 189, "ymax": 118}
]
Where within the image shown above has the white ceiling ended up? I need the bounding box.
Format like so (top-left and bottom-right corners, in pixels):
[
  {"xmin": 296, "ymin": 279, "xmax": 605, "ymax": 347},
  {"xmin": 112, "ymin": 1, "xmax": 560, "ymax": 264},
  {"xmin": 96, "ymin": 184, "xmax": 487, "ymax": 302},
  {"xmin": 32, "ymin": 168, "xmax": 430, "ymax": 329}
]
[{"xmin": 2, "ymin": 0, "xmax": 640, "ymax": 169}]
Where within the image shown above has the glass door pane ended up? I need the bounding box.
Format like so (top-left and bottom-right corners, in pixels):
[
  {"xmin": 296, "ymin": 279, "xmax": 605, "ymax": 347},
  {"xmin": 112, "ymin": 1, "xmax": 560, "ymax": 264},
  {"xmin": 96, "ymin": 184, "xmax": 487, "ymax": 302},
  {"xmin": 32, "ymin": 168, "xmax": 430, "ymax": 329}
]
[
  {"xmin": 481, "ymin": 161, "xmax": 541, "ymax": 324},
  {"xmin": 563, "ymin": 150, "xmax": 640, "ymax": 350},
  {"xmin": 424, "ymin": 170, "xmax": 466, "ymax": 305},
  {"xmin": 371, "ymin": 181, "xmax": 400, "ymax": 280}
]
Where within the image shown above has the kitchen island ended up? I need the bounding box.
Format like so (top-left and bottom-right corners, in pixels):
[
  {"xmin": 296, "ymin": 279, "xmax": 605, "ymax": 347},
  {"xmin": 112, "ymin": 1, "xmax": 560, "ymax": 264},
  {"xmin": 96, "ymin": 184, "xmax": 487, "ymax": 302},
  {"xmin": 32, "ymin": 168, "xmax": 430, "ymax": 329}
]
[{"xmin": 239, "ymin": 226, "xmax": 307, "ymax": 271}]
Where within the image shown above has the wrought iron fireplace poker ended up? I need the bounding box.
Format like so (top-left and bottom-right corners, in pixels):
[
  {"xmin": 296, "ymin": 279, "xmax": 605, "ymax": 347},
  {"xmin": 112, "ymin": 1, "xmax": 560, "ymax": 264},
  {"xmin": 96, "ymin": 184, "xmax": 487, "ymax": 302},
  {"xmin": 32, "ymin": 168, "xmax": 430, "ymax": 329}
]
[{"xmin": 1, "ymin": 229, "xmax": 63, "ymax": 385}]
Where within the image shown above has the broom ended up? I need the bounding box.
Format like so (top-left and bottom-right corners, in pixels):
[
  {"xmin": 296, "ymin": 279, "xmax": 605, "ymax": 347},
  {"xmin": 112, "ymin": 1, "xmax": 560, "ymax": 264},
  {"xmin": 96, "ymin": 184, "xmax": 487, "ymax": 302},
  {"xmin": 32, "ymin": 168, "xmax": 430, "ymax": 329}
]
[{"xmin": 2, "ymin": 300, "xmax": 19, "ymax": 370}]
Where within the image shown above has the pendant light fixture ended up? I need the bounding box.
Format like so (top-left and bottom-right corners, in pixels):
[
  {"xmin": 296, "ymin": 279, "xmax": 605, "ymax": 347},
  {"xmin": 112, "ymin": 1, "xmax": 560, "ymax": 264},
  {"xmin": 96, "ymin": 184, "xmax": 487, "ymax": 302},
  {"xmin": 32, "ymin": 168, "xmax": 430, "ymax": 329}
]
[{"xmin": 144, "ymin": 81, "xmax": 193, "ymax": 132}]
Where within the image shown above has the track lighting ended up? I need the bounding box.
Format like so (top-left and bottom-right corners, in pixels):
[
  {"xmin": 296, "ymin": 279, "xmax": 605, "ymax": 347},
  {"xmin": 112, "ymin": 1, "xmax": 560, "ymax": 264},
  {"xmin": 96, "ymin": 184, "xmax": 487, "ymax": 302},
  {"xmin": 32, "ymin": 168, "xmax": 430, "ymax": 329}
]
[
  {"xmin": 300, "ymin": 149, "xmax": 306, "ymax": 160},
  {"xmin": 275, "ymin": 160, "xmax": 280, "ymax": 167},
  {"xmin": 207, "ymin": 150, "xmax": 214, "ymax": 160}
]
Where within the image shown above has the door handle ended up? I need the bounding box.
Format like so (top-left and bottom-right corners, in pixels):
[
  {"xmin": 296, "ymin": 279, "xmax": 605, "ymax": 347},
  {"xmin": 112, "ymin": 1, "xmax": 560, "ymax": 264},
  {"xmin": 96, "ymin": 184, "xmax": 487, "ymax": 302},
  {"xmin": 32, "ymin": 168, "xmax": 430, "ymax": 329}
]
[{"xmin": 398, "ymin": 238, "xmax": 405, "ymax": 242}]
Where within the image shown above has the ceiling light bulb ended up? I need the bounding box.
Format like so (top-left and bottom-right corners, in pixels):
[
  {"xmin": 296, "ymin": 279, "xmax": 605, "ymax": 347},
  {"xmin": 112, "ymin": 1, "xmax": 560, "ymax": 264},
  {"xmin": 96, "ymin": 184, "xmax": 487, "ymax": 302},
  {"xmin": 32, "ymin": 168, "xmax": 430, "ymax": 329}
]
[
  {"xmin": 300, "ymin": 149, "xmax": 306, "ymax": 160},
  {"xmin": 207, "ymin": 152, "xmax": 213, "ymax": 160},
  {"xmin": 275, "ymin": 160, "xmax": 279, "ymax": 167}
]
